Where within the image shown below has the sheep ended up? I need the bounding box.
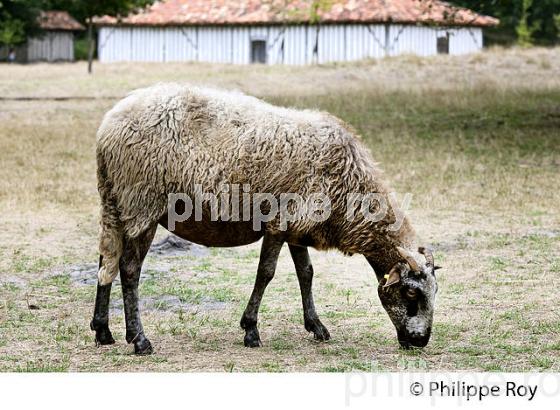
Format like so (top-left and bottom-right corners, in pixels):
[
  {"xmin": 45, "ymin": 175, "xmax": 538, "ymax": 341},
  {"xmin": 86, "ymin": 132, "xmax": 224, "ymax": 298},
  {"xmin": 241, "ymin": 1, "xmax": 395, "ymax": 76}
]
[{"xmin": 90, "ymin": 83, "xmax": 439, "ymax": 354}]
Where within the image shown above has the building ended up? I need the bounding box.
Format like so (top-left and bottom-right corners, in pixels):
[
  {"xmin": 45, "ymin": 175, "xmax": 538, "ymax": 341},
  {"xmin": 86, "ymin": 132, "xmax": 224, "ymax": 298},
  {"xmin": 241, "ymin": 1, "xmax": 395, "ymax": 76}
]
[
  {"xmin": 94, "ymin": 0, "xmax": 499, "ymax": 65},
  {"xmin": 1, "ymin": 11, "xmax": 84, "ymax": 63}
]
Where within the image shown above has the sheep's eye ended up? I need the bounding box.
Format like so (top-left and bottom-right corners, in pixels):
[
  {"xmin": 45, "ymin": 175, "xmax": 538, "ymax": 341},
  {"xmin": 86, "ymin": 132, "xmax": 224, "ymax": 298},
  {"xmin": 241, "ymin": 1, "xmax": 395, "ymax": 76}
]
[{"xmin": 405, "ymin": 288, "xmax": 418, "ymax": 300}]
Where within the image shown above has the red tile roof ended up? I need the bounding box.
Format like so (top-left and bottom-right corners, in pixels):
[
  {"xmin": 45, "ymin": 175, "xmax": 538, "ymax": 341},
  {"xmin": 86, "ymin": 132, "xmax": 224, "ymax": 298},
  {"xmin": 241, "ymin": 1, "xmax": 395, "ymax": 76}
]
[
  {"xmin": 39, "ymin": 11, "xmax": 85, "ymax": 31},
  {"xmin": 94, "ymin": 0, "xmax": 499, "ymax": 28}
]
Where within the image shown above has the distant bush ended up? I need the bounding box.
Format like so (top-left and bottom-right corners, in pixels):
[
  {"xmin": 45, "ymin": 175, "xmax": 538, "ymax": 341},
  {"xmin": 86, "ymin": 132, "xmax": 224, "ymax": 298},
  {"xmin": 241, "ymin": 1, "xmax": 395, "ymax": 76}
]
[{"xmin": 74, "ymin": 36, "xmax": 92, "ymax": 61}]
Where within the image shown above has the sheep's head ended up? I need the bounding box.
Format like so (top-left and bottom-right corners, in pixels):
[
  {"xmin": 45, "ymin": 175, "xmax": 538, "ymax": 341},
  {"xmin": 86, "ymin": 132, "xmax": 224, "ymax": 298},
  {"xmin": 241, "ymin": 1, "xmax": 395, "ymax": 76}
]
[{"xmin": 368, "ymin": 247, "xmax": 439, "ymax": 349}]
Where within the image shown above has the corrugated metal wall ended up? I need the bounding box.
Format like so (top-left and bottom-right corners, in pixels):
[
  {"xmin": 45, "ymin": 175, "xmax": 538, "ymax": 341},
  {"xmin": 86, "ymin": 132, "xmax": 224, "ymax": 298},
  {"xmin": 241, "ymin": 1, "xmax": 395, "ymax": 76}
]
[
  {"xmin": 98, "ymin": 24, "xmax": 483, "ymax": 64},
  {"xmin": 390, "ymin": 25, "xmax": 436, "ymax": 56},
  {"xmin": 448, "ymin": 27, "xmax": 483, "ymax": 55},
  {"xmin": 2, "ymin": 32, "xmax": 76, "ymax": 62}
]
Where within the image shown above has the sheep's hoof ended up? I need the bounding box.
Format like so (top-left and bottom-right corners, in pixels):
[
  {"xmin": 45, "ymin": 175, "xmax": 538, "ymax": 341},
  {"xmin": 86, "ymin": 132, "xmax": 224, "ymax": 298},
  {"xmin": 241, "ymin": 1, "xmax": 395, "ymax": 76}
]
[
  {"xmin": 243, "ymin": 327, "xmax": 262, "ymax": 348},
  {"xmin": 91, "ymin": 321, "xmax": 116, "ymax": 346},
  {"xmin": 134, "ymin": 337, "xmax": 153, "ymax": 355},
  {"xmin": 305, "ymin": 318, "xmax": 331, "ymax": 341}
]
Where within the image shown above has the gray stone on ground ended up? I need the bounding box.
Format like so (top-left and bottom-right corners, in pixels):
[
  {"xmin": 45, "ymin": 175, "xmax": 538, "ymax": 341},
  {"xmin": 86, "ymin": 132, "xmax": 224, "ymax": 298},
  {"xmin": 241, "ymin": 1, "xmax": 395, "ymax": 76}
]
[{"xmin": 149, "ymin": 235, "xmax": 208, "ymax": 257}]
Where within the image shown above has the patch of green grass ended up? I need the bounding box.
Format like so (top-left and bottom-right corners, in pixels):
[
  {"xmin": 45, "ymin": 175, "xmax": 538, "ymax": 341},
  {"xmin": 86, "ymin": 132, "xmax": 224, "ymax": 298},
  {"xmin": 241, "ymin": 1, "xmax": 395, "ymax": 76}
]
[
  {"xmin": 446, "ymin": 283, "xmax": 467, "ymax": 294},
  {"xmin": 323, "ymin": 310, "xmax": 367, "ymax": 320},
  {"xmin": 261, "ymin": 360, "xmax": 283, "ymax": 372},
  {"xmin": 0, "ymin": 310, "xmax": 40, "ymax": 330},
  {"xmin": 495, "ymin": 343, "xmax": 532, "ymax": 354},
  {"xmin": 270, "ymin": 338, "xmax": 296, "ymax": 351},
  {"xmin": 296, "ymin": 356, "xmax": 309, "ymax": 367},
  {"xmin": 11, "ymin": 252, "xmax": 59, "ymax": 274},
  {"xmin": 205, "ymin": 287, "xmax": 238, "ymax": 303},
  {"xmin": 499, "ymin": 309, "xmax": 524, "ymax": 321},
  {"xmin": 14, "ymin": 358, "xmax": 70, "ymax": 372},
  {"xmin": 241, "ymin": 249, "xmax": 260, "ymax": 260},
  {"xmin": 481, "ymin": 362, "xmax": 506, "ymax": 372},
  {"xmin": 342, "ymin": 346, "xmax": 360, "ymax": 360},
  {"xmin": 530, "ymin": 320, "xmax": 560, "ymax": 335},
  {"xmin": 530, "ymin": 356, "xmax": 555, "ymax": 370},
  {"xmin": 323, "ymin": 360, "xmax": 371, "ymax": 372},
  {"xmin": 432, "ymin": 322, "xmax": 467, "ymax": 344},
  {"xmin": 489, "ymin": 257, "xmax": 508, "ymax": 271},
  {"xmin": 448, "ymin": 345, "xmax": 486, "ymax": 356},
  {"xmin": 1, "ymin": 282, "xmax": 20, "ymax": 292},
  {"xmin": 32, "ymin": 274, "xmax": 71, "ymax": 298},
  {"xmin": 54, "ymin": 322, "xmax": 81, "ymax": 343},
  {"xmin": 141, "ymin": 276, "xmax": 240, "ymax": 305},
  {"xmin": 224, "ymin": 361, "xmax": 236, "ymax": 372},
  {"xmin": 193, "ymin": 260, "xmax": 214, "ymax": 272}
]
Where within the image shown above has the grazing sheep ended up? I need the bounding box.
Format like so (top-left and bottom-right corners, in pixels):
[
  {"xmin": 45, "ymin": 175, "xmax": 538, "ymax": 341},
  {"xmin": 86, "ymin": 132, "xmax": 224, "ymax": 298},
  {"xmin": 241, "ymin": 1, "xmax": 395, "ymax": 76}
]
[{"xmin": 91, "ymin": 83, "xmax": 439, "ymax": 354}]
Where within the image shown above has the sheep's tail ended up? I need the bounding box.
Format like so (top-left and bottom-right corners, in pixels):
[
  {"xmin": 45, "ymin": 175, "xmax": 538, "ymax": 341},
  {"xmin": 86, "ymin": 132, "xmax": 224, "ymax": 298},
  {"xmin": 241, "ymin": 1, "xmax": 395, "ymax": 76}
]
[{"xmin": 96, "ymin": 152, "xmax": 123, "ymax": 286}]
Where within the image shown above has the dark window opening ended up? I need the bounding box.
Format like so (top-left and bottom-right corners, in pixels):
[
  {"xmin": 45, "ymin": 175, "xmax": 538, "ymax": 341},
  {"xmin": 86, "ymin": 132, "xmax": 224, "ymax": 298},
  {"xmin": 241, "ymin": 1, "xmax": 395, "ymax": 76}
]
[
  {"xmin": 437, "ymin": 34, "xmax": 449, "ymax": 54},
  {"xmin": 250, "ymin": 40, "xmax": 267, "ymax": 64}
]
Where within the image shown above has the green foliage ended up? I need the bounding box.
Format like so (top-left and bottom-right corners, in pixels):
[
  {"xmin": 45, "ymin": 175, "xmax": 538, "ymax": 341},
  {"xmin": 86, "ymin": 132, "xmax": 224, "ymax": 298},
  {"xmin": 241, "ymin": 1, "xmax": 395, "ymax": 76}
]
[
  {"xmin": 451, "ymin": 0, "xmax": 560, "ymax": 45},
  {"xmin": 73, "ymin": 35, "xmax": 88, "ymax": 60},
  {"xmin": 0, "ymin": 0, "xmax": 42, "ymax": 46},
  {"xmin": 516, "ymin": 0, "xmax": 538, "ymax": 46},
  {"xmin": 0, "ymin": 15, "xmax": 25, "ymax": 45},
  {"xmin": 0, "ymin": 0, "xmax": 155, "ymax": 47}
]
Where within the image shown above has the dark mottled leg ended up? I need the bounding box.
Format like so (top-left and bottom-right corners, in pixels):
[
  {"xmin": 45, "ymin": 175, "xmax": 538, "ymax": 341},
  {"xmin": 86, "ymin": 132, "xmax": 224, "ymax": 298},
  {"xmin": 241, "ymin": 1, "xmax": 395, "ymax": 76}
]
[
  {"xmin": 240, "ymin": 233, "xmax": 284, "ymax": 347},
  {"xmin": 120, "ymin": 224, "xmax": 157, "ymax": 355},
  {"xmin": 289, "ymin": 244, "xmax": 330, "ymax": 341},
  {"xmin": 91, "ymin": 255, "xmax": 115, "ymax": 346}
]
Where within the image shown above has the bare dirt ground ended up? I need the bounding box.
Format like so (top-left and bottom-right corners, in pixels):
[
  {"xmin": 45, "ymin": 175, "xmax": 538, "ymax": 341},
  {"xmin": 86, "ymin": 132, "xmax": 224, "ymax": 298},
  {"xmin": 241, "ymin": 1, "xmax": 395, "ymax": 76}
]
[{"xmin": 0, "ymin": 47, "xmax": 559, "ymax": 371}]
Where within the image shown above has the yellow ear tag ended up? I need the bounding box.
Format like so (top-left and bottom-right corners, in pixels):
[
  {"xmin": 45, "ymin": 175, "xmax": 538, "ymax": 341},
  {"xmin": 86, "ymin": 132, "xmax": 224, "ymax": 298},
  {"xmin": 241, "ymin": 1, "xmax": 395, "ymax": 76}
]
[{"xmin": 384, "ymin": 274, "xmax": 389, "ymax": 279}]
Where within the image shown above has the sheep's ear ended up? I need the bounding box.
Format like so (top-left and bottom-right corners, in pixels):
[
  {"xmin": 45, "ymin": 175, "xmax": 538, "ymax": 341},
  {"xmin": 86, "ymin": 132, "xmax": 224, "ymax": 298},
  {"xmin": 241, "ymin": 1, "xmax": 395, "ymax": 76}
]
[
  {"xmin": 383, "ymin": 264, "xmax": 402, "ymax": 288},
  {"xmin": 418, "ymin": 246, "xmax": 434, "ymax": 267}
]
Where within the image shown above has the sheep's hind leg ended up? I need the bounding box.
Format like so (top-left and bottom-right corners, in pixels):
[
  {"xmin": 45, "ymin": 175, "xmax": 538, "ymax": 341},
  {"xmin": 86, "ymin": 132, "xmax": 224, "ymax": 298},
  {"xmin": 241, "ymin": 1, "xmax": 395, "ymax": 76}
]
[
  {"xmin": 119, "ymin": 224, "xmax": 158, "ymax": 355},
  {"xmin": 91, "ymin": 255, "xmax": 116, "ymax": 345},
  {"xmin": 240, "ymin": 234, "xmax": 284, "ymax": 347},
  {"xmin": 289, "ymin": 244, "xmax": 330, "ymax": 341}
]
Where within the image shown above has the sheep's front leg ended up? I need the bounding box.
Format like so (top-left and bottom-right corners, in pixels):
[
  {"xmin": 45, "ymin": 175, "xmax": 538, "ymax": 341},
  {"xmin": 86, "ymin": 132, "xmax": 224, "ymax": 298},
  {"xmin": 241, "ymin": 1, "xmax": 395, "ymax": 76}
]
[
  {"xmin": 289, "ymin": 244, "xmax": 330, "ymax": 341},
  {"xmin": 119, "ymin": 225, "xmax": 157, "ymax": 355},
  {"xmin": 240, "ymin": 234, "xmax": 284, "ymax": 347},
  {"xmin": 90, "ymin": 256, "xmax": 116, "ymax": 345}
]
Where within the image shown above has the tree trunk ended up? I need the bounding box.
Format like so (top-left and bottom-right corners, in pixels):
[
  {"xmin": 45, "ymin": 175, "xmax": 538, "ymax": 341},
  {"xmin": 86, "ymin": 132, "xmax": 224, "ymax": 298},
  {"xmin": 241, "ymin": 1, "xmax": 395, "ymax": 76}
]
[{"xmin": 87, "ymin": 18, "xmax": 94, "ymax": 74}]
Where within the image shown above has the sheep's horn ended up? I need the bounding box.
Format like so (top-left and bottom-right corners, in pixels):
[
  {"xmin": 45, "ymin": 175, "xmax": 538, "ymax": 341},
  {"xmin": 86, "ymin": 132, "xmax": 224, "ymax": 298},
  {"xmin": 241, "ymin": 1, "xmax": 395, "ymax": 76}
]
[
  {"xmin": 397, "ymin": 246, "xmax": 421, "ymax": 272},
  {"xmin": 418, "ymin": 246, "xmax": 434, "ymax": 267}
]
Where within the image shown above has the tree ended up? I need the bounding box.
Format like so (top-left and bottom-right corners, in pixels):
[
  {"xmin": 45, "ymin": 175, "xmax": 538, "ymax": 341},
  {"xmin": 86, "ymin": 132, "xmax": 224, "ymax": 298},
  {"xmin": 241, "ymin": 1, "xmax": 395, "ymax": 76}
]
[
  {"xmin": 516, "ymin": 0, "xmax": 537, "ymax": 46},
  {"xmin": 0, "ymin": 16, "xmax": 25, "ymax": 46},
  {"xmin": 450, "ymin": 0, "xmax": 560, "ymax": 45},
  {"xmin": 527, "ymin": 0, "xmax": 560, "ymax": 45},
  {"xmin": 0, "ymin": 0, "xmax": 42, "ymax": 47},
  {"xmin": 43, "ymin": 0, "xmax": 155, "ymax": 73}
]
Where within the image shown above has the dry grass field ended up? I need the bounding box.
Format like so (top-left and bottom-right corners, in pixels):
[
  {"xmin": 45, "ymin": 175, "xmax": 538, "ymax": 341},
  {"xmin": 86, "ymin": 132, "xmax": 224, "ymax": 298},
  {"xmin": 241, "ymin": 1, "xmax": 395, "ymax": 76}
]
[{"xmin": 0, "ymin": 47, "xmax": 559, "ymax": 372}]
